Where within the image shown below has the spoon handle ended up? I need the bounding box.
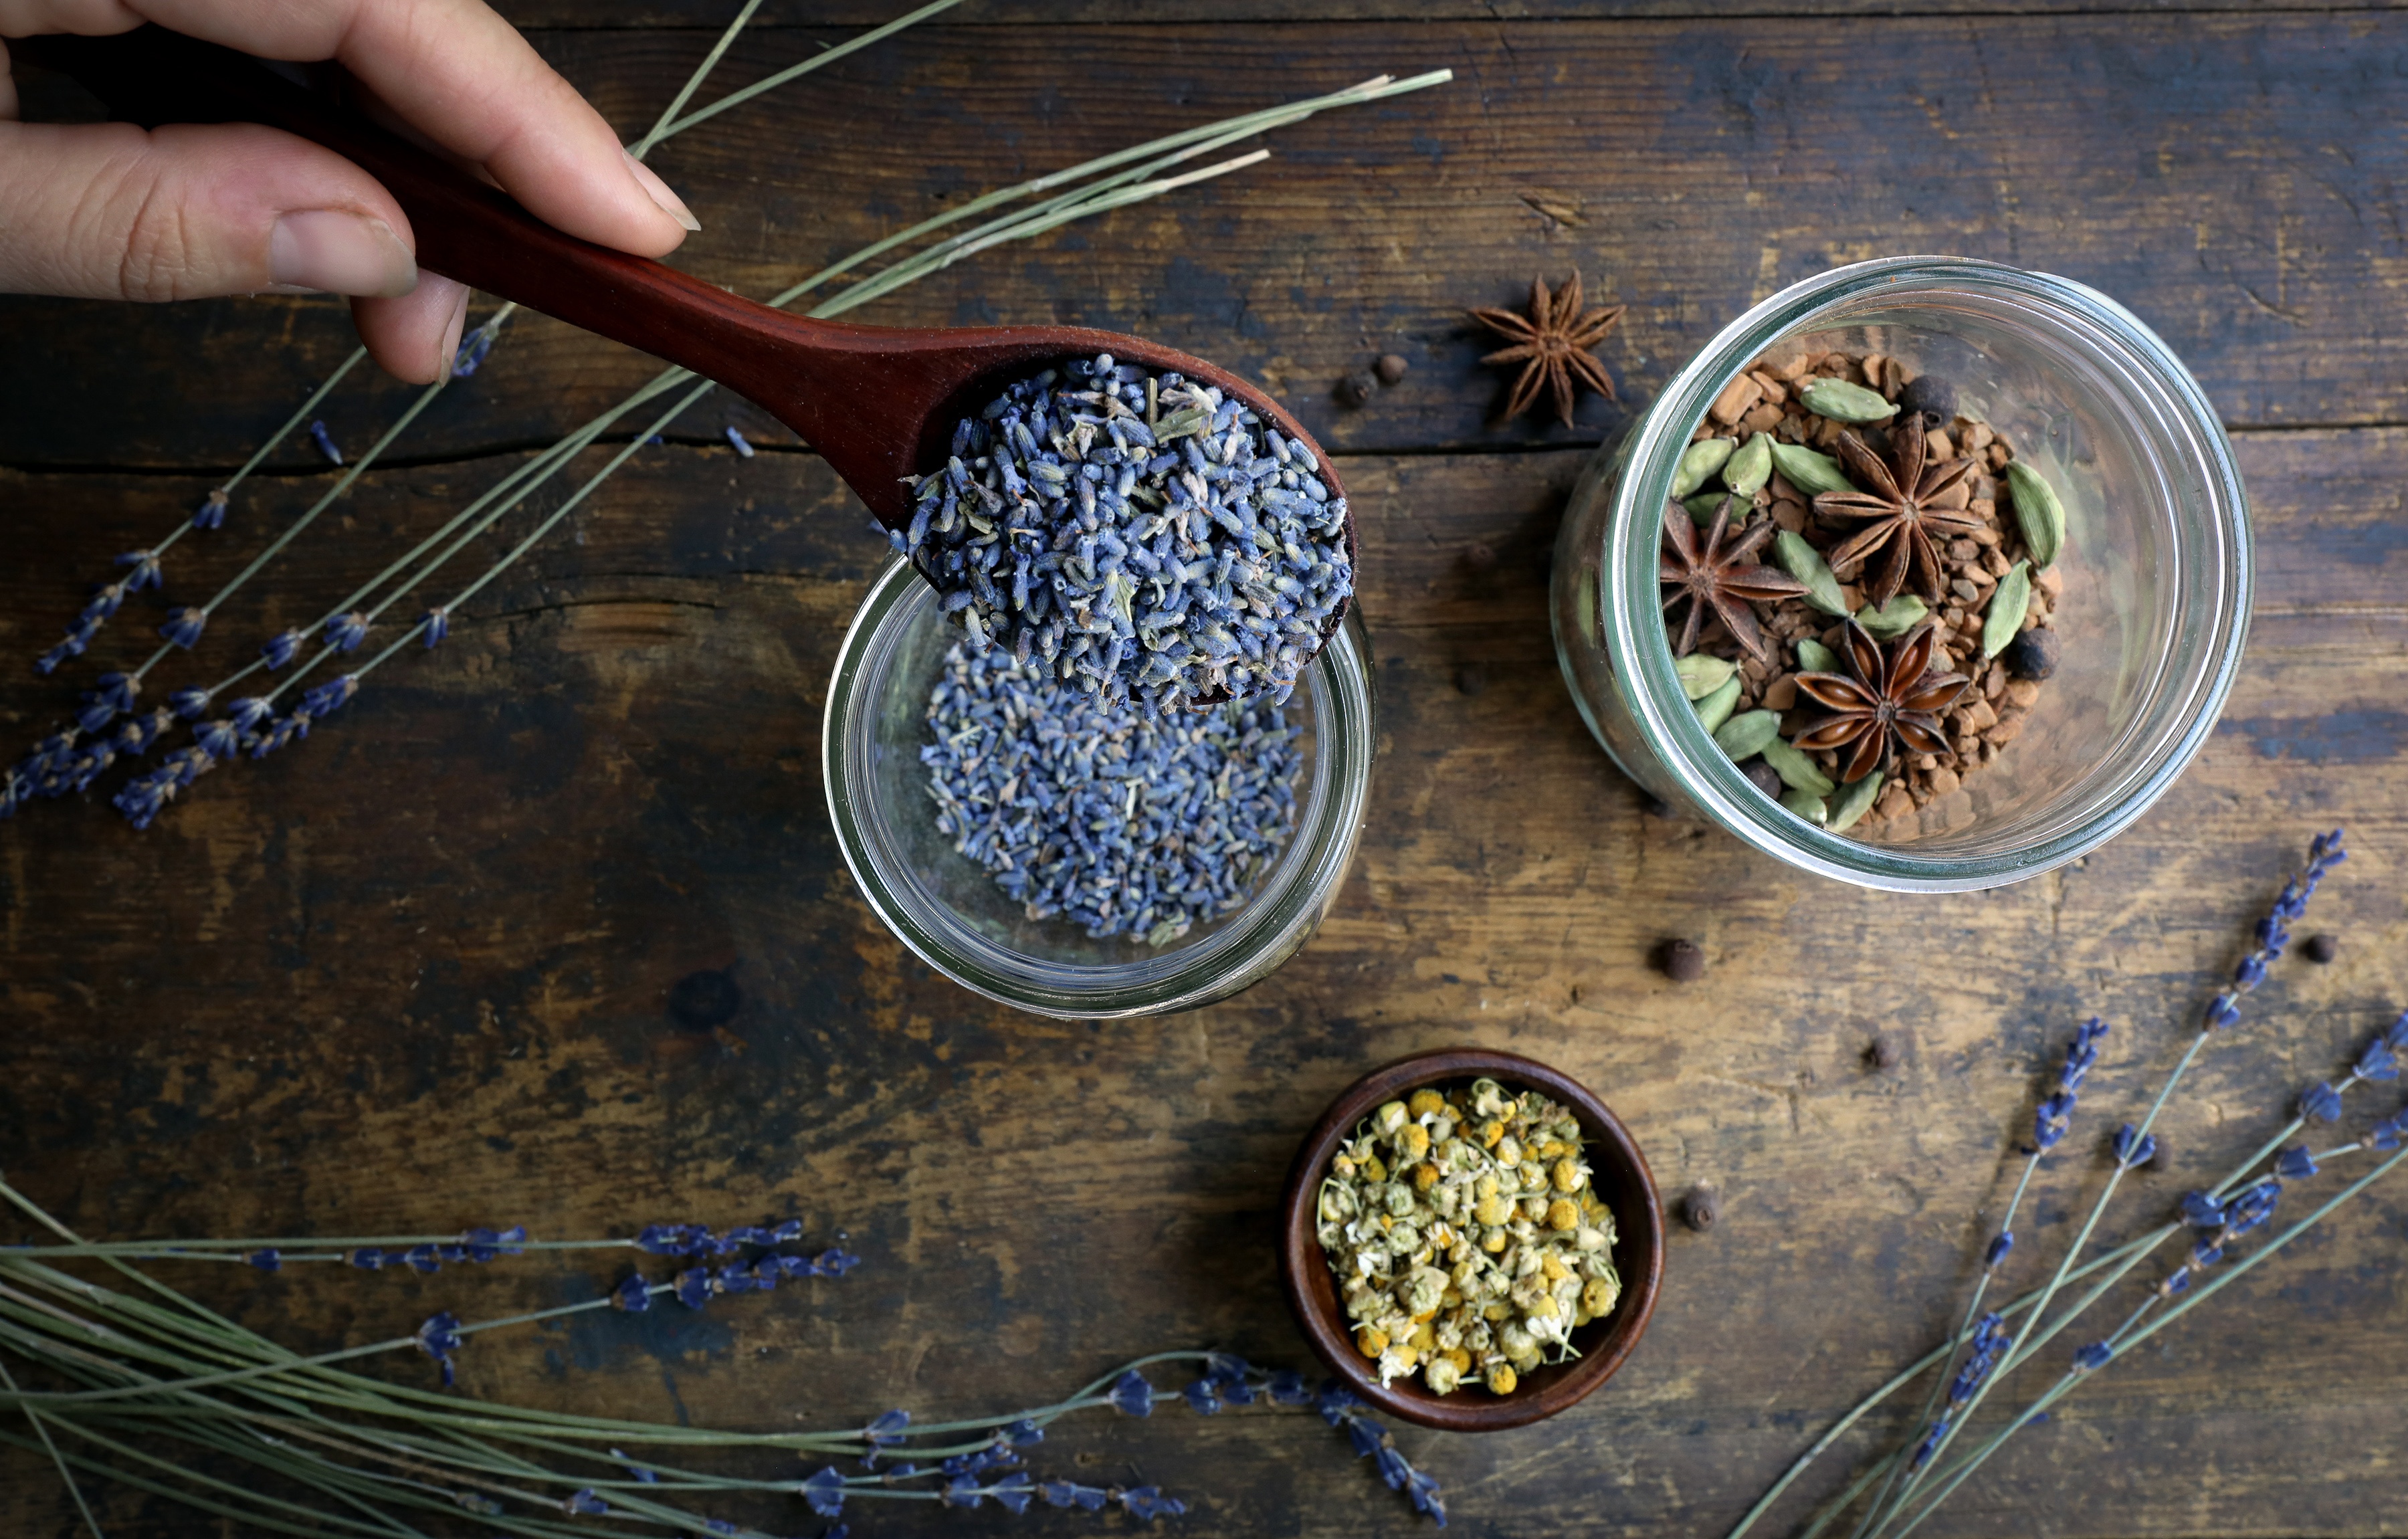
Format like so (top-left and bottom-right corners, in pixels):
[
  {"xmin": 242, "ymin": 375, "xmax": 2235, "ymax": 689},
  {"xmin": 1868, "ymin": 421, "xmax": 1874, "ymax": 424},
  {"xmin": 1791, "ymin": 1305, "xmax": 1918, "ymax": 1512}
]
[{"xmin": 21, "ymin": 26, "xmax": 813, "ymax": 407}]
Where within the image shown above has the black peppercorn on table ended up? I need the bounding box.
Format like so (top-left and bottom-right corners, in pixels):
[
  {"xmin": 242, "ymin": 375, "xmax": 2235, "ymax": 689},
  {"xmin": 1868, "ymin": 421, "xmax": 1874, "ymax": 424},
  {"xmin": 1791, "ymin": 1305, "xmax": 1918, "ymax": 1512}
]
[{"xmin": 4, "ymin": 5, "xmax": 2405, "ymax": 1536}]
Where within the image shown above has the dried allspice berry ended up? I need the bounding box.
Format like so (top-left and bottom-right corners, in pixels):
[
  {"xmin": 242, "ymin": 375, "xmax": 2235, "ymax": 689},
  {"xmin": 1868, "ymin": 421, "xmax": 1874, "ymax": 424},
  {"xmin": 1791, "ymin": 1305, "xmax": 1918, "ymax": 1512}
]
[
  {"xmin": 1375, "ymin": 353, "xmax": 1410, "ymax": 386},
  {"xmin": 2003, "ymin": 629, "xmax": 2059, "ymax": 681},
  {"xmin": 1897, "ymin": 373, "xmax": 1957, "ymax": 425},
  {"xmin": 2303, "ymin": 934, "xmax": 2338, "ymax": 964},
  {"xmin": 1682, "ymin": 1183, "xmax": 1721, "ymax": 1232},
  {"xmin": 1661, "ymin": 938, "xmax": 1706, "ymax": 983},
  {"xmin": 1456, "ymin": 664, "xmax": 1488, "ymax": 696}
]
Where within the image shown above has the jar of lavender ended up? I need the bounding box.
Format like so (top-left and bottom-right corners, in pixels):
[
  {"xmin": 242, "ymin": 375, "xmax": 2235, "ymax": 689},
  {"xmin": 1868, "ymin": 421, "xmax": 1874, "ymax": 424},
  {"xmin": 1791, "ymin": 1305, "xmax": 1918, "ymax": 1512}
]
[{"xmin": 824, "ymin": 556, "xmax": 1375, "ymax": 1018}]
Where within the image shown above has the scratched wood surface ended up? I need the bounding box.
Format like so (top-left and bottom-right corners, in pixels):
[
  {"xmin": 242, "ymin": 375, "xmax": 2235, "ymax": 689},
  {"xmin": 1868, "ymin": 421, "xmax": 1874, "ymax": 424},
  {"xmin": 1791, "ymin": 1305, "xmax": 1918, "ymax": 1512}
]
[{"xmin": 3, "ymin": 5, "xmax": 2407, "ymax": 1538}]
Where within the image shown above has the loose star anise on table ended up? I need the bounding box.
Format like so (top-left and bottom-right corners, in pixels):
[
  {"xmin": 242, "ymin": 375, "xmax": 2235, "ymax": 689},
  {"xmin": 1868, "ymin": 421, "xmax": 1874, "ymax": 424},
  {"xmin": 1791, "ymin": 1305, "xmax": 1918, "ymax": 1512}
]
[
  {"xmin": 1789, "ymin": 619, "xmax": 1972, "ymax": 783},
  {"xmin": 1470, "ymin": 270, "xmax": 1624, "ymax": 427},
  {"xmin": 1813, "ymin": 414, "xmax": 1985, "ymax": 605},
  {"xmin": 1660, "ymin": 494, "xmax": 1807, "ymax": 664}
]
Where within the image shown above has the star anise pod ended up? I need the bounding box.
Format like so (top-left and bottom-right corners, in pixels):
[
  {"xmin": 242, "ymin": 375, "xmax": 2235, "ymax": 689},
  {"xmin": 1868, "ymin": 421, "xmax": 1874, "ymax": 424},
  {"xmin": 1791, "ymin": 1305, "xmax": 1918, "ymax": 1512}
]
[
  {"xmin": 1789, "ymin": 619, "xmax": 1972, "ymax": 783},
  {"xmin": 1812, "ymin": 414, "xmax": 1985, "ymax": 606},
  {"xmin": 1660, "ymin": 495, "xmax": 1808, "ymax": 664},
  {"xmin": 1470, "ymin": 271, "xmax": 1624, "ymax": 427}
]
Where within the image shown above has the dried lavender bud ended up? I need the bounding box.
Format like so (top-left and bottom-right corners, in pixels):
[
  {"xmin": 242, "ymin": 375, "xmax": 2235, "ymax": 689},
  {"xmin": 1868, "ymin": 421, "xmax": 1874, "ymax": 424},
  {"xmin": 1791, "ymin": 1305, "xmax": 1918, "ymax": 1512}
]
[
  {"xmin": 1456, "ymin": 664, "xmax": 1487, "ymax": 696},
  {"xmin": 1662, "ymin": 938, "xmax": 1706, "ymax": 983},
  {"xmin": 1682, "ymin": 1183, "xmax": 1720, "ymax": 1231},
  {"xmin": 906, "ymin": 354, "xmax": 1351, "ymax": 714},
  {"xmin": 1336, "ymin": 369, "xmax": 1378, "ymax": 407},
  {"xmin": 2303, "ymin": 934, "xmax": 2339, "ymax": 964},
  {"xmin": 1374, "ymin": 353, "xmax": 1410, "ymax": 386},
  {"xmin": 1898, "ymin": 373, "xmax": 1957, "ymax": 425},
  {"xmin": 923, "ymin": 641, "xmax": 1301, "ymax": 944},
  {"xmin": 2002, "ymin": 628, "xmax": 2059, "ymax": 681},
  {"xmin": 1742, "ymin": 759, "xmax": 1785, "ymax": 799}
]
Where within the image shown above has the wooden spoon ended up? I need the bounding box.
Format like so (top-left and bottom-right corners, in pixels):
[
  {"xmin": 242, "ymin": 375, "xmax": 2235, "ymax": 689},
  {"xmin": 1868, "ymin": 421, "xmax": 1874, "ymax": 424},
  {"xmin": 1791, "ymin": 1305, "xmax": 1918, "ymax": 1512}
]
[{"xmin": 22, "ymin": 27, "xmax": 1354, "ymax": 611}]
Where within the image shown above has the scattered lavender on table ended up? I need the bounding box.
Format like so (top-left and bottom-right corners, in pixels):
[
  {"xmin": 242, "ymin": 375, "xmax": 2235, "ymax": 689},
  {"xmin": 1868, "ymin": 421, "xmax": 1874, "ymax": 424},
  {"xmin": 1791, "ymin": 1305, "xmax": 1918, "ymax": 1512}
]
[
  {"xmin": 308, "ymin": 419, "xmax": 344, "ymax": 465},
  {"xmin": 2, "ymin": 1183, "xmax": 1452, "ymax": 1532},
  {"xmin": 900, "ymin": 352, "xmax": 1352, "ymax": 713},
  {"xmin": 1726, "ymin": 829, "xmax": 2402, "ymax": 1539},
  {"xmin": 922, "ymin": 639, "xmax": 1302, "ymax": 943}
]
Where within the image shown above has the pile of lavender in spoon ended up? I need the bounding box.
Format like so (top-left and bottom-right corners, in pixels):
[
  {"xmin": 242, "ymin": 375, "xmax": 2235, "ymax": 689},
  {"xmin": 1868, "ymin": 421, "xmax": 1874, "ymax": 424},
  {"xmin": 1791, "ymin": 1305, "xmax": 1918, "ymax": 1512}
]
[{"xmin": 898, "ymin": 353, "xmax": 1352, "ymax": 714}]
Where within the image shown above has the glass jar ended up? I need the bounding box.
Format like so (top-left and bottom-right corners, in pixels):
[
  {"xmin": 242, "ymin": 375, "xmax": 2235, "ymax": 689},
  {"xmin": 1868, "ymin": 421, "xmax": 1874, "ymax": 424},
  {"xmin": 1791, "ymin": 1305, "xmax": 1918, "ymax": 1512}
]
[
  {"xmin": 1552, "ymin": 258, "xmax": 2250, "ymax": 892},
  {"xmin": 824, "ymin": 556, "xmax": 1376, "ymax": 1018}
]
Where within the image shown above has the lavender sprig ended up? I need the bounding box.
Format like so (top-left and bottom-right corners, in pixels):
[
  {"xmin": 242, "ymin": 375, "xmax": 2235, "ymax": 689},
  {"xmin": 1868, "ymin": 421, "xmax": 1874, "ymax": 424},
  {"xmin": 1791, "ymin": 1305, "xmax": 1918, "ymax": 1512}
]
[
  {"xmin": 1886, "ymin": 1123, "xmax": 2408, "ymax": 1539},
  {"xmin": 1847, "ymin": 1017, "xmax": 2104, "ymax": 1539},
  {"xmin": 1870, "ymin": 831, "xmax": 2345, "ymax": 1529}
]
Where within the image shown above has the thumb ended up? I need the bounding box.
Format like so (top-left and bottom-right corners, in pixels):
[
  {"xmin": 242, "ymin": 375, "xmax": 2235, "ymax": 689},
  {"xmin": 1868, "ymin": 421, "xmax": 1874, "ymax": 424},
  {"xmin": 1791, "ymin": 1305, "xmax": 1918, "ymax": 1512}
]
[{"xmin": 0, "ymin": 118, "xmax": 420, "ymax": 303}]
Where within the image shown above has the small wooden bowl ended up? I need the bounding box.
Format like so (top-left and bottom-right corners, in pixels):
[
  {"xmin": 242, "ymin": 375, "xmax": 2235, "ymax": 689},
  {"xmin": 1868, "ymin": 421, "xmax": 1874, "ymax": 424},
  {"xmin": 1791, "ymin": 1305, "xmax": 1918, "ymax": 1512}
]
[{"xmin": 1278, "ymin": 1047, "xmax": 1664, "ymax": 1432}]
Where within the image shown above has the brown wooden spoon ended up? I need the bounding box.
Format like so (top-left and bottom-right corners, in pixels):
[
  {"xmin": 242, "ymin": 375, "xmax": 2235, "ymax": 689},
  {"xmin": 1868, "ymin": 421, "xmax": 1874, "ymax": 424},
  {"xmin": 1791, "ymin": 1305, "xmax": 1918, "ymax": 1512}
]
[{"xmin": 21, "ymin": 27, "xmax": 1354, "ymax": 617}]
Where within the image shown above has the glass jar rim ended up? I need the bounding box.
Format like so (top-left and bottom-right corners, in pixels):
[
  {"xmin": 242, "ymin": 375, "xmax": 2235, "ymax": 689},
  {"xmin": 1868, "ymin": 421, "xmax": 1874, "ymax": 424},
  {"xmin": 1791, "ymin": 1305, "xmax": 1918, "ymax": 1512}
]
[
  {"xmin": 822, "ymin": 556, "xmax": 1376, "ymax": 1017},
  {"xmin": 1606, "ymin": 256, "xmax": 2251, "ymax": 892}
]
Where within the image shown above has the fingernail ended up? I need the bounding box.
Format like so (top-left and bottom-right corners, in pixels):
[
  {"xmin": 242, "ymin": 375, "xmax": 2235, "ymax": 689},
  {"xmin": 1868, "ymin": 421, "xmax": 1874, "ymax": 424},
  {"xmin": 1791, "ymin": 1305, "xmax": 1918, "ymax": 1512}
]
[
  {"xmin": 269, "ymin": 210, "xmax": 417, "ymax": 298},
  {"xmin": 436, "ymin": 282, "xmax": 470, "ymax": 378},
  {"xmin": 623, "ymin": 149, "xmax": 701, "ymax": 233}
]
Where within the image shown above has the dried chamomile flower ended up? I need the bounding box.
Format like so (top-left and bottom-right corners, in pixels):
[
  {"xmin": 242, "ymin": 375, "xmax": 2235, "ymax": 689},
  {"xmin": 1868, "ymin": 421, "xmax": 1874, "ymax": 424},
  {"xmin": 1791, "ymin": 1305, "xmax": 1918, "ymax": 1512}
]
[{"xmin": 1314, "ymin": 1078, "xmax": 1618, "ymax": 1397}]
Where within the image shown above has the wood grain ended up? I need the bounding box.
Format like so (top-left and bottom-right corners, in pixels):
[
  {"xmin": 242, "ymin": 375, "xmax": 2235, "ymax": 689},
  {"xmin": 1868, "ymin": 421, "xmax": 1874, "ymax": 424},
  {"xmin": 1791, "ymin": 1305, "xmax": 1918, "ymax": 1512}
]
[
  {"xmin": 3, "ymin": 425, "xmax": 2405, "ymax": 1535},
  {"xmin": 11, "ymin": 13, "xmax": 2408, "ymax": 469},
  {"xmin": 6, "ymin": 5, "xmax": 2408, "ymax": 1536}
]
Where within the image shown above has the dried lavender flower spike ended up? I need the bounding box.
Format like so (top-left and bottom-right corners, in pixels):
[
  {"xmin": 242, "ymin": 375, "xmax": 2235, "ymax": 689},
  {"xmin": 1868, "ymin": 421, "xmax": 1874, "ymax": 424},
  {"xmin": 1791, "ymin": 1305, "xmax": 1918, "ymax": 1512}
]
[{"xmin": 904, "ymin": 354, "xmax": 1352, "ymax": 712}]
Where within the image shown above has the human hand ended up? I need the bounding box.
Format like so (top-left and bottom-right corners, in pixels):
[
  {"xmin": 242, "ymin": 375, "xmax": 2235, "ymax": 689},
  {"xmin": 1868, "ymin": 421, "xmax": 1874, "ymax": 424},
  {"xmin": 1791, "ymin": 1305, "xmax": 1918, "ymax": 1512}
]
[{"xmin": 0, "ymin": 0, "xmax": 699, "ymax": 383}]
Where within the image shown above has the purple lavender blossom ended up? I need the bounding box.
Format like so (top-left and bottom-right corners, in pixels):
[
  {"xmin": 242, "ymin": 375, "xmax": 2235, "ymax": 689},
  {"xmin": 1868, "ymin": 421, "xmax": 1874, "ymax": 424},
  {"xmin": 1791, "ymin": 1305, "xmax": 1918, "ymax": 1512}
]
[
  {"xmin": 325, "ymin": 612, "xmax": 369, "ymax": 652},
  {"xmin": 1108, "ymin": 1370, "xmax": 1156, "ymax": 1417},
  {"xmin": 802, "ymin": 1467, "xmax": 848, "ymax": 1516},
  {"xmin": 2204, "ymin": 829, "xmax": 2346, "ymax": 1029},
  {"xmin": 414, "ymin": 1310, "xmax": 463, "ymax": 1387},
  {"xmin": 192, "ymin": 488, "xmax": 229, "ymax": 530},
  {"xmin": 117, "ymin": 548, "xmax": 163, "ymax": 592},
  {"xmin": 301, "ymin": 676, "xmax": 358, "ymax": 716},
  {"xmin": 309, "ymin": 419, "xmax": 344, "ymax": 465},
  {"xmin": 159, "ymin": 607, "xmax": 207, "ymax": 648}
]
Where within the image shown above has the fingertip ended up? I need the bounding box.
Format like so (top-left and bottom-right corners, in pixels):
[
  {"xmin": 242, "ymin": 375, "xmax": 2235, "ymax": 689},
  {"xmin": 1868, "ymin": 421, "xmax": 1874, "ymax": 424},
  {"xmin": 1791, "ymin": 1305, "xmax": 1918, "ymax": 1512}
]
[
  {"xmin": 352, "ymin": 274, "xmax": 471, "ymax": 385},
  {"xmin": 621, "ymin": 151, "xmax": 700, "ymax": 236}
]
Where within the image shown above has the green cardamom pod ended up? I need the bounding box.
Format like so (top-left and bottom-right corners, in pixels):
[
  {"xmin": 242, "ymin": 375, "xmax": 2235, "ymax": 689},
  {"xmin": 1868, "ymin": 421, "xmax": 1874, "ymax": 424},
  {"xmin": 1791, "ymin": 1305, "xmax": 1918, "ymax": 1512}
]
[
  {"xmin": 1774, "ymin": 530, "xmax": 1849, "ymax": 617},
  {"xmin": 1682, "ymin": 491, "xmax": 1738, "ymax": 525},
  {"xmin": 1767, "ymin": 441, "xmax": 1856, "ymax": 497},
  {"xmin": 1721, "ymin": 433, "xmax": 1774, "ymax": 498},
  {"xmin": 1799, "ymin": 377, "xmax": 1899, "ymax": 424},
  {"xmin": 1793, "ymin": 638, "xmax": 1840, "ymax": 674},
  {"xmin": 1761, "ymin": 738, "xmax": 1835, "ymax": 797},
  {"xmin": 1676, "ymin": 653, "xmax": 1738, "ymax": 701},
  {"xmin": 1694, "ymin": 674, "xmax": 1742, "ymax": 735},
  {"xmin": 2005, "ymin": 460, "xmax": 2065, "ymax": 568},
  {"xmin": 1827, "ymin": 770, "xmax": 1884, "ymax": 833},
  {"xmin": 1781, "ymin": 786, "xmax": 1829, "ymax": 825},
  {"xmin": 1670, "ymin": 437, "xmax": 1737, "ymax": 498},
  {"xmin": 1714, "ymin": 708, "xmax": 1781, "ymax": 762},
  {"xmin": 1983, "ymin": 560, "xmax": 2032, "ymax": 658},
  {"xmin": 1855, "ymin": 595, "xmax": 1928, "ymax": 639}
]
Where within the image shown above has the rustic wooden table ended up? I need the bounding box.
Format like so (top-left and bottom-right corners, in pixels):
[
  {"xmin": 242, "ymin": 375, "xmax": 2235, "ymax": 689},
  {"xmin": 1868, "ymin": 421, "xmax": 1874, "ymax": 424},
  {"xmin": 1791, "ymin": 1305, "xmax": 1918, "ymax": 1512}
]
[{"xmin": 5, "ymin": 3, "xmax": 2405, "ymax": 1536}]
